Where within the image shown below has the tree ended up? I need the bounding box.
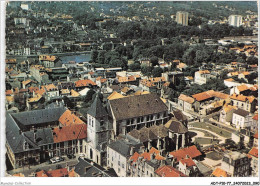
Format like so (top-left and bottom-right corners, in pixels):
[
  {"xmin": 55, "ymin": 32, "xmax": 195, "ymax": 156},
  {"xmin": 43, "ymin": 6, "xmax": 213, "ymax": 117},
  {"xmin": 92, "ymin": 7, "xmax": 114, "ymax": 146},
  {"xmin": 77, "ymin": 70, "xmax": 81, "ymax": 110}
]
[
  {"xmin": 63, "ymin": 96, "xmax": 75, "ymax": 109},
  {"xmin": 152, "ymin": 67, "xmax": 163, "ymax": 77},
  {"xmin": 84, "ymin": 89, "xmax": 95, "ymax": 103},
  {"xmin": 141, "ymin": 65, "xmax": 153, "ymax": 77},
  {"xmin": 150, "ymin": 56, "xmax": 159, "ymax": 66},
  {"xmin": 97, "ymin": 51, "xmax": 106, "ymax": 64},
  {"xmin": 129, "ymin": 62, "xmax": 141, "ymax": 71},
  {"xmin": 91, "ymin": 50, "xmax": 98, "ymax": 63}
]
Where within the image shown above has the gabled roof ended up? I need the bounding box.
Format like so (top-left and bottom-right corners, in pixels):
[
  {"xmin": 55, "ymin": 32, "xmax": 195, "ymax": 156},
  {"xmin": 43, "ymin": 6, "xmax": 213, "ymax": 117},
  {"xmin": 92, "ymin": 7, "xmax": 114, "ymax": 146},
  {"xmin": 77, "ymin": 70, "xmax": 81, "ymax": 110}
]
[
  {"xmin": 11, "ymin": 106, "xmax": 67, "ymax": 127},
  {"xmin": 192, "ymin": 92, "xmax": 212, "ymax": 102},
  {"xmin": 212, "ymin": 168, "xmax": 228, "ymax": 177},
  {"xmin": 178, "ymin": 94, "xmax": 195, "ymax": 104},
  {"xmin": 52, "ymin": 124, "xmax": 87, "ymax": 143},
  {"xmin": 87, "ymin": 94, "xmax": 108, "ymax": 118},
  {"xmin": 155, "ymin": 165, "xmax": 186, "ymax": 177},
  {"xmin": 179, "ymin": 157, "xmax": 196, "ymax": 167},
  {"xmin": 233, "ymin": 108, "xmax": 249, "ymax": 117},
  {"xmin": 75, "ymin": 79, "xmax": 96, "ymax": 88},
  {"xmin": 248, "ymin": 147, "xmax": 258, "ymax": 158},
  {"xmin": 165, "ymin": 119, "xmax": 188, "ymax": 134},
  {"xmin": 75, "ymin": 158, "xmax": 117, "ymax": 177},
  {"xmin": 28, "ymin": 93, "xmax": 42, "ymax": 103},
  {"xmin": 107, "ymin": 91, "xmax": 125, "ymax": 100},
  {"xmin": 45, "ymin": 84, "xmax": 58, "ymax": 91},
  {"xmin": 198, "ymin": 70, "xmax": 210, "ymax": 74},
  {"xmin": 230, "ymin": 94, "xmax": 255, "ymax": 103},
  {"xmin": 71, "ymin": 89, "xmax": 80, "ymax": 97},
  {"xmin": 254, "ymin": 131, "xmax": 258, "ymax": 139},
  {"xmin": 252, "ymin": 114, "xmax": 258, "ymax": 121},
  {"xmin": 6, "ymin": 89, "xmax": 13, "ymax": 95},
  {"xmin": 59, "ymin": 110, "xmax": 85, "ymax": 126},
  {"xmin": 169, "ymin": 145, "xmax": 202, "ymax": 162},
  {"xmin": 223, "ymin": 104, "xmax": 237, "ymax": 113},
  {"xmin": 108, "ymin": 138, "xmax": 141, "ymax": 157},
  {"xmin": 109, "ymin": 93, "xmax": 168, "ymax": 121},
  {"xmin": 36, "ymin": 168, "xmax": 68, "ymax": 177}
]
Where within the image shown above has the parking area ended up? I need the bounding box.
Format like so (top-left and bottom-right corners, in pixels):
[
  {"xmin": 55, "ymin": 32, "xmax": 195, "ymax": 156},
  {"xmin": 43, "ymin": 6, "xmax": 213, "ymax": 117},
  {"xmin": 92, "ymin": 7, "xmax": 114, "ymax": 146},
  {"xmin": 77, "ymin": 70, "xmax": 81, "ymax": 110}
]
[{"xmin": 7, "ymin": 155, "xmax": 79, "ymax": 177}]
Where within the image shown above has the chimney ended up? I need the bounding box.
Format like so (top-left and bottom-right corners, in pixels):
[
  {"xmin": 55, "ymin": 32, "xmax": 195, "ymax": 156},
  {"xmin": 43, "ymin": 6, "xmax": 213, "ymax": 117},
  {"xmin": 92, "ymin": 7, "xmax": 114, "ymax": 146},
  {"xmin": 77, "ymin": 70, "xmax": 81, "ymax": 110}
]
[
  {"xmin": 140, "ymin": 146, "xmax": 145, "ymax": 153},
  {"xmin": 34, "ymin": 129, "xmax": 37, "ymax": 142},
  {"xmin": 160, "ymin": 160, "xmax": 165, "ymax": 166},
  {"xmin": 130, "ymin": 146, "xmax": 134, "ymax": 156}
]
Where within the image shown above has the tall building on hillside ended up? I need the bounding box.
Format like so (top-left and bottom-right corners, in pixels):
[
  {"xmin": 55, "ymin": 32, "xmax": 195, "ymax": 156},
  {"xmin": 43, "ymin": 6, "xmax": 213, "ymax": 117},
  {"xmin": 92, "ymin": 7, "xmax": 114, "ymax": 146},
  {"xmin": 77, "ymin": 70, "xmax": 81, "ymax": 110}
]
[
  {"xmin": 176, "ymin": 11, "xmax": 189, "ymax": 26},
  {"xmin": 229, "ymin": 15, "xmax": 243, "ymax": 27}
]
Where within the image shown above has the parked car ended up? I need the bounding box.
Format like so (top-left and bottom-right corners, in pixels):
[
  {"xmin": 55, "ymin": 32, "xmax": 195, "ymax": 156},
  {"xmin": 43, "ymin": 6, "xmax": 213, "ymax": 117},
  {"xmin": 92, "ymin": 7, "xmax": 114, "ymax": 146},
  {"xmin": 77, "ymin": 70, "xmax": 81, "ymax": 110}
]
[
  {"xmin": 49, "ymin": 158, "xmax": 57, "ymax": 164},
  {"xmin": 54, "ymin": 156, "xmax": 64, "ymax": 162},
  {"xmin": 67, "ymin": 154, "xmax": 76, "ymax": 159}
]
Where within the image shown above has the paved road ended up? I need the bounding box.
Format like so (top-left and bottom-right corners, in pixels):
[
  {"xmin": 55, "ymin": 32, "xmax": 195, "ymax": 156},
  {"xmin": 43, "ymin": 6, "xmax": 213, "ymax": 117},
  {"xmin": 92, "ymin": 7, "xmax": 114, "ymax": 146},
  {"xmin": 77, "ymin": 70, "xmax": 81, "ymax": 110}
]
[
  {"xmin": 189, "ymin": 127, "xmax": 227, "ymax": 144},
  {"xmin": 7, "ymin": 157, "xmax": 79, "ymax": 177}
]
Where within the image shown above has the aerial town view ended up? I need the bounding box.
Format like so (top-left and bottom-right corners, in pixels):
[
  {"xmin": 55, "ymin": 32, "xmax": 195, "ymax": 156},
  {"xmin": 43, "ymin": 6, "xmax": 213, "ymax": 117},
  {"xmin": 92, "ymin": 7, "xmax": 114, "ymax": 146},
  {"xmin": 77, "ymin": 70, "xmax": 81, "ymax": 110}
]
[{"xmin": 4, "ymin": 1, "xmax": 258, "ymax": 179}]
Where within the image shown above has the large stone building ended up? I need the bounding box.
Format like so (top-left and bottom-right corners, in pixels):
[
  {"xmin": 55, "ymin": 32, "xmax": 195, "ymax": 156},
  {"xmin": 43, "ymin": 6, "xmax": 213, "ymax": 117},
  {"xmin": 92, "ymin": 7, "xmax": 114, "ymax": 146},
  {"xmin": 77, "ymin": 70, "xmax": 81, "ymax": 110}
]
[
  {"xmin": 86, "ymin": 94, "xmax": 113, "ymax": 166},
  {"xmin": 108, "ymin": 93, "xmax": 169, "ymax": 136},
  {"xmin": 6, "ymin": 106, "xmax": 88, "ymax": 169},
  {"xmin": 220, "ymin": 151, "xmax": 251, "ymax": 177}
]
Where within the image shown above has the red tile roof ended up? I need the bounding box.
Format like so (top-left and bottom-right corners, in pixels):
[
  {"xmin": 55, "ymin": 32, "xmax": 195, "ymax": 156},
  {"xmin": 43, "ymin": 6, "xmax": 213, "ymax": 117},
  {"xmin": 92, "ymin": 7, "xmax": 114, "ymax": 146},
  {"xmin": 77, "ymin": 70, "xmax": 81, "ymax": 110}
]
[
  {"xmin": 178, "ymin": 94, "xmax": 195, "ymax": 104},
  {"xmin": 59, "ymin": 110, "xmax": 85, "ymax": 126},
  {"xmin": 252, "ymin": 114, "xmax": 258, "ymax": 121},
  {"xmin": 230, "ymin": 94, "xmax": 255, "ymax": 103},
  {"xmin": 212, "ymin": 168, "xmax": 228, "ymax": 177},
  {"xmin": 52, "ymin": 124, "xmax": 87, "ymax": 143},
  {"xmin": 254, "ymin": 131, "xmax": 258, "ymax": 139},
  {"xmin": 155, "ymin": 165, "xmax": 186, "ymax": 177},
  {"xmin": 75, "ymin": 79, "xmax": 96, "ymax": 87},
  {"xmin": 39, "ymin": 55, "xmax": 58, "ymax": 62},
  {"xmin": 192, "ymin": 92, "xmax": 212, "ymax": 102},
  {"xmin": 36, "ymin": 168, "xmax": 68, "ymax": 177},
  {"xmin": 248, "ymin": 147, "xmax": 258, "ymax": 158},
  {"xmin": 45, "ymin": 84, "xmax": 58, "ymax": 91},
  {"xmin": 6, "ymin": 90, "xmax": 13, "ymax": 95},
  {"xmin": 179, "ymin": 157, "xmax": 196, "ymax": 167},
  {"xmin": 169, "ymin": 145, "xmax": 202, "ymax": 162}
]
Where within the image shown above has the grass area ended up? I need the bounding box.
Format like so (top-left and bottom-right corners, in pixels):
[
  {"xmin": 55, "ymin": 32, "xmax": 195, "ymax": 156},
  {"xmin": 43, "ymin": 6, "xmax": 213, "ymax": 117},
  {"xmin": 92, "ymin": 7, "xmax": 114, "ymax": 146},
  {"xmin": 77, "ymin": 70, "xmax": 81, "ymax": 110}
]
[
  {"xmin": 194, "ymin": 137, "xmax": 220, "ymax": 145},
  {"xmin": 190, "ymin": 128, "xmax": 218, "ymax": 138},
  {"xmin": 191, "ymin": 122, "xmax": 231, "ymax": 138},
  {"xmin": 206, "ymin": 151, "xmax": 223, "ymax": 161}
]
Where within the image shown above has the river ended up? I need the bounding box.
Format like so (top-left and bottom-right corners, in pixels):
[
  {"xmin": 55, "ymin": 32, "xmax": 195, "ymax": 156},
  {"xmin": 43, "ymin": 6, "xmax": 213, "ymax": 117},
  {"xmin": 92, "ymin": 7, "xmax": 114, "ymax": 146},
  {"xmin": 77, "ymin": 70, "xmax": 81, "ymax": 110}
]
[{"xmin": 60, "ymin": 54, "xmax": 91, "ymax": 64}]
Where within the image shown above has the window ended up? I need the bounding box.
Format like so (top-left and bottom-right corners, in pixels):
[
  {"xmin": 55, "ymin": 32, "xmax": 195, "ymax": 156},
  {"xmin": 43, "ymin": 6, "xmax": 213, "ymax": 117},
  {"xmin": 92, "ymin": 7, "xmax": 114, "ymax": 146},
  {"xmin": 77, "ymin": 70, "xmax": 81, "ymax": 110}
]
[
  {"xmin": 122, "ymin": 164, "xmax": 124, "ymax": 168},
  {"xmin": 118, "ymin": 161, "xmax": 120, "ymax": 166},
  {"xmin": 118, "ymin": 168, "xmax": 120, "ymax": 173},
  {"xmin": 92, "ymin": 120, "xmax": 94, "ymax": 127}
]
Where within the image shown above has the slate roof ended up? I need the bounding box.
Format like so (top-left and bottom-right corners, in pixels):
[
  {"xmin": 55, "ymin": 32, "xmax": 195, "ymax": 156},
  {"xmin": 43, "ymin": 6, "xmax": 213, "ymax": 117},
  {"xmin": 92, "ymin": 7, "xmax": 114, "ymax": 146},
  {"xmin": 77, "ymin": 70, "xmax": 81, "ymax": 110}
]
[
  {"xmin": 233, "ymin": 108, "xmax": 250, "ymax": 117},
  {"xmin": 109, "ymin": 93, "xmax": 168, "ymax": 121},
  {"xmin": 23, "ymin": 128, "xmax": 53, "ymax": 146},
  {"xmin": 165, "ymin": 119, "xmax": 188, "ymax": 134},
  {"xmin": 87, "ymin": 94, "xmax": 108, "ymax": 118},
  {"xmin": 172, "ymin": 110, "xmax": 188, "ymax": 122},
  {"xmin": 155, "ymin": 165, "xmax": 186, "ymax": 177},
  {"xmin": 108, "ymin": 138, "xmax": 142, "ymax": 157},
  {"xmin": 6, "ymin": 113, "xmax": 40, "ymax": 153},
  {"xmin": 74, "ymin": 158, "xmax": 118, "ymax": 177},
  {"xmin": 11, "ymin": 106, "xmax": 66, "ymax": 127}
]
